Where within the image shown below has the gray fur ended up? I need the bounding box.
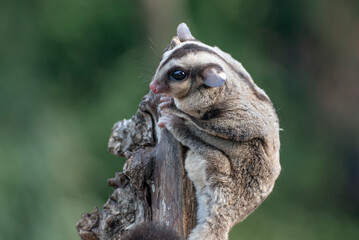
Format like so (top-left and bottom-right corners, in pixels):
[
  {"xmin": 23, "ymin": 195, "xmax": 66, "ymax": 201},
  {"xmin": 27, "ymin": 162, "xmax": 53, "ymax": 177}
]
[{"xmin": 151, "ymin": 23, "xmax": 281, "ymax": 240}]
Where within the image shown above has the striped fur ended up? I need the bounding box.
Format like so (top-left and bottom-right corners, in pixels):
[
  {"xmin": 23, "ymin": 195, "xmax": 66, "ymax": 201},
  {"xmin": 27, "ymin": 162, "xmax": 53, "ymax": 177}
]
[
  {"xmin": 156, "ymin": 41, "xmax": 270, "ymax": 102},
  {"xmin": 151, "ymin": 23, "xmax": 281, "ymax": 240}
]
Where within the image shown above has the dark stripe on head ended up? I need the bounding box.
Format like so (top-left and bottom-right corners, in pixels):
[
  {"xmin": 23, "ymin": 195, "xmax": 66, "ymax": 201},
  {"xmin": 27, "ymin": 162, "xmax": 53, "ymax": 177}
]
[
  {"xmin": 159, "ymin": 43, "xmax": 271, "ymax": 102},
  {"xmin": 159, "ymin": 43, "xmax": 225, "ymax": 70}
]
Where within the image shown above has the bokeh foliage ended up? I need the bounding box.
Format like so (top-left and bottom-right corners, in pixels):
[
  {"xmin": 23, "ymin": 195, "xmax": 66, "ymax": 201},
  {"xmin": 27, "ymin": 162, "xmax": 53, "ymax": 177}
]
[{"xmin": 0, "ymin": 0, "xmax": 358, "ymax": 239}]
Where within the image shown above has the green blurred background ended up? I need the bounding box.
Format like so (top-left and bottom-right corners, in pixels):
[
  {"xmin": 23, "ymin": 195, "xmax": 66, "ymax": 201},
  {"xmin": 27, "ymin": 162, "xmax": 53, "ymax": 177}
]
[{"xmin": 1, "ymin": 0, "xmax": 358, "ymax": 239}]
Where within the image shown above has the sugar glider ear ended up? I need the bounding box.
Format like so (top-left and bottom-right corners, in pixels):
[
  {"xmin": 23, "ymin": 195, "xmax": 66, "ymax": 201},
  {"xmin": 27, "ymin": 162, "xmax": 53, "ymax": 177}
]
[
  {"xmin": 202, "ymin": 67, "xmax": 227, "ymax": 87},
  {"xmin": 164, "ymin": 36, "xmax": 181, "ymax": 52},
  {"xmin": 177, "ymin": 23, "xmax": 195, "ymax": 42},
  {"xmin": 165, "ymin": 23, "xmax": 194, "ymax": 52}
]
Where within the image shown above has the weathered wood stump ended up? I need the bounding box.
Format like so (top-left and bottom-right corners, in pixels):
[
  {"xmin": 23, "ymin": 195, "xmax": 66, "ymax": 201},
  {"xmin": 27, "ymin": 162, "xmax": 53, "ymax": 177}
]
[{"xmin": 76, "ymin": 92, "xmax": 196, "ymax": 240}]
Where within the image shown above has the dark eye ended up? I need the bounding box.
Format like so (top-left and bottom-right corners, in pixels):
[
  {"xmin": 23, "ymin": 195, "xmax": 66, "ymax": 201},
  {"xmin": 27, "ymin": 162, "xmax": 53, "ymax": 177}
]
[{"xmin": 170, "ymin": 70, "xmax": 187, "ymax": 81}]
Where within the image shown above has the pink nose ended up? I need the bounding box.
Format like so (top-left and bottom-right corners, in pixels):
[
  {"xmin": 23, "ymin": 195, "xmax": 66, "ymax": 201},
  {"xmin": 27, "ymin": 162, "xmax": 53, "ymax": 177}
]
[{"xmin": 150, "ymin": 81, "xmax": 157, "ymax": 93}]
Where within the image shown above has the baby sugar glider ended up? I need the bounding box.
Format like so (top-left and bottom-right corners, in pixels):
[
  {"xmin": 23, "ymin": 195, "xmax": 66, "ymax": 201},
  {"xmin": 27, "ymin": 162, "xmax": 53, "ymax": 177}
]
[{"xmin": 150, "ymin": 23, "xmax": 280, "ymax": 240}]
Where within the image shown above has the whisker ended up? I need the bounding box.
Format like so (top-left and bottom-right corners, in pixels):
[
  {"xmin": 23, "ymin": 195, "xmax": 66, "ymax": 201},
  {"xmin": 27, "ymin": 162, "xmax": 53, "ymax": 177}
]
[
  {"xmin": 148, "ymin": 37, "xmax": 159, "ymax": 52},
  {"xmin": 149, "ymin": 45, "xmax": 159, "ymax": 57}
]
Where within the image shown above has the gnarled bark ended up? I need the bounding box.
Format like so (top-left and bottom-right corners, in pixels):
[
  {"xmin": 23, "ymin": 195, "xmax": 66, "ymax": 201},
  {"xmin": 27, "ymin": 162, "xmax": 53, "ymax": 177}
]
[{"xmin": 76, "ymin": 92, "xmax": 196, "ymax": 240}]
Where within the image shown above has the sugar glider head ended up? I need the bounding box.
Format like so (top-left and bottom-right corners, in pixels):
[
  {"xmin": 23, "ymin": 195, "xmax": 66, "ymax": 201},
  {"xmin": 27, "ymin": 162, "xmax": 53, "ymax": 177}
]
[{"xmin": 149, "ymin": 23, "xmax": 227, "ymax": 99}]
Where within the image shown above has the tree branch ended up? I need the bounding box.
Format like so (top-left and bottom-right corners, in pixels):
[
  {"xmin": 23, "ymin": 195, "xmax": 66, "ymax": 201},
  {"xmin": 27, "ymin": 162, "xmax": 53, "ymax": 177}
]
[{"xmin": 76, "ymin": 92, "xmax": 196, "ymax": 240}]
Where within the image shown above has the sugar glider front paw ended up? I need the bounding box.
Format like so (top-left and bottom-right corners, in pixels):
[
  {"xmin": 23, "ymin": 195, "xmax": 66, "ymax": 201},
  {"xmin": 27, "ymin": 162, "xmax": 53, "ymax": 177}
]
[
  {"xmin": 159, "ymin": 96, "xmax": 190, "ymax": 122},
  {"xmin": 158, "ymin": 112, "xmax": 184, "ymax": 129},
  {"xmin": 159, "ymin": 96, "xmax": 175, "ymax": 110},
  {"xmin": 158, "ymin": 96, "xmax": 185, "ymax": 129}
]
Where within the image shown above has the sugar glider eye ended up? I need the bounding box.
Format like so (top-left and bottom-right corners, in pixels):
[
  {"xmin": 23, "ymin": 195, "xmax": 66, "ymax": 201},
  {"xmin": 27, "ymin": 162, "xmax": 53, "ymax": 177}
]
[{"xmin": 170, "ymin": 70, "xmax": 187, "ymax": 81}]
